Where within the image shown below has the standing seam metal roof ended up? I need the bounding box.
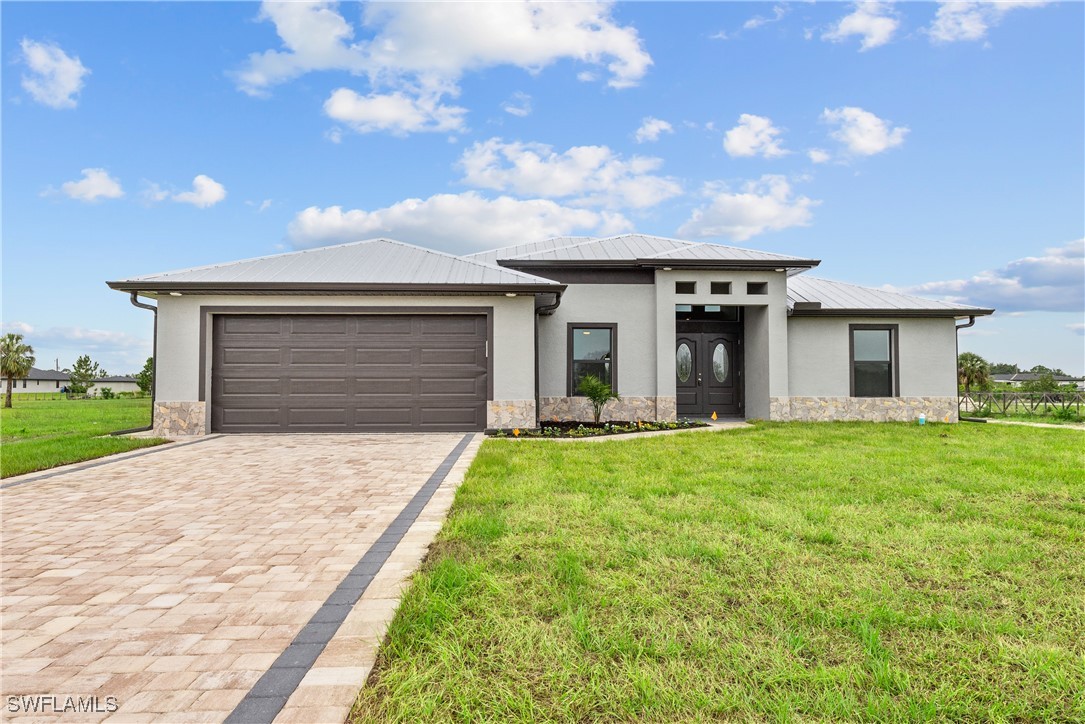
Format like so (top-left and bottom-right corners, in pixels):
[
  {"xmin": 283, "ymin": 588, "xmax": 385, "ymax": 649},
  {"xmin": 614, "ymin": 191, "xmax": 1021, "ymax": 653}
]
[
  {"xmin": 787, "ymin": 276, "xmax": 992, "ymax": 313},
  {"xmin": 113, "ymin": 239, "xmax": 562, "ymax": 287}
]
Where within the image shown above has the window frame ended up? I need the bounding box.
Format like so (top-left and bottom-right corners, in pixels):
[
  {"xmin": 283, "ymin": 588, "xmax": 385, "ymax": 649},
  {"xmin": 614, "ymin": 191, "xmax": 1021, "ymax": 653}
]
[
  {"xmin": 567, "ymin": 323, "xmax": 618, "ymax": 396},
  {"xmin": 849, "ymin": 323, "xmax": 899, "ymax": 397}
]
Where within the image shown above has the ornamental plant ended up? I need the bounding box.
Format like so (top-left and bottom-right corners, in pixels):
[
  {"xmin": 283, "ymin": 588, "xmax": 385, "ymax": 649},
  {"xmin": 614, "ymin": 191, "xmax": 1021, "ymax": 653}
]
[{"xmin": 576, "ymin": 374, "xmax": 620, "ymax": 424}]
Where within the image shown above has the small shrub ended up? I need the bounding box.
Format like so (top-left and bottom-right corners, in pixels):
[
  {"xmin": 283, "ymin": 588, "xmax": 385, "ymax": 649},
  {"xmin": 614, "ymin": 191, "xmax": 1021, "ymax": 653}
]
[
  {"xmin": 576, "ymin": 374, "xmax": 619, "ymax": 423},
  {"xmin": 99, "ymin": 387, "xmax": 115, "ymax": 400}
]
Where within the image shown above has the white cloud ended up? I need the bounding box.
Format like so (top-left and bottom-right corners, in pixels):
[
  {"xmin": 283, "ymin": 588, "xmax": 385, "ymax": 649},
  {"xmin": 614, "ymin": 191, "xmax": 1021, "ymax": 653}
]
[
  {"xmin": 744, "ymin": 4, "xmax": 788, "ymax": 30},
  {"xmin": 677, "ymin": 175, "xmax": 820, "ymax": 242},
  {"xmin": 286, "ymin": 192, "xmax": 632, "ymax": 253},
  {"xmin": 822, "ymin": 106, "xmax": 908, "ymax": 156},
  {"xmin": 323, "ymin": 87, "xmax": 467, "ymax": 135},
  {"xmin": 723, "ymin": 114, "xmax": 788, "ymax": 158},
  {"xmin": 576, "ymin": 70, "xmax": 598, "ymax": 82},
  {"xmin": 60, "ymin": 168, "xmax": 124, "ymax": 202},
  {"xmin": 141, "ymin": 182, "xmax": 169, "ymax": 203},
  {"xmin": 458, "ymin": 138, "xmax": 682, "ymax": 209},
  {"xmin": 19, "ymin": 38, "xmax": 90, "ymax": 109},
  {"xmin": 1068, "ymin": 323, "xmax": 1085, "ymax": 336},
  {"xmin": 900, "ymin": 239, "xmax": 1084, "ymax": 313},
  {"xmin": 807, "ymin": 148, "xmax": 831, "ymax": 164},
  {"xmin": 246, "ymin": 199, "xmax": 273, "ymax": 212},
  {"xmin": 234, "ymin": 1, "xmax": 651, "ymax": 135},
  {"xmin": 822, "ymin": 2, "xmax": 900, "ymax": 51},
  {"xmin": 634, "ymin": 117, "xmax": 673, "ymax": 144},
  {"xmin": 172, "ymin": 175, "xmax": 227, "ymax": 208},
  {"xmin": 501, "ymin": 91, "xmax": 532, "ymax": 117},
  {"xmin": 927, "ymin": 1, "xmax": 1047, "ymax": 44},
  {"xmin": 324, "ymin": 127, "xmax": 343, "ymax": 144},
  {"xmin": 2, "ymin": 321, "xmax": 35, "ymax": 335}
]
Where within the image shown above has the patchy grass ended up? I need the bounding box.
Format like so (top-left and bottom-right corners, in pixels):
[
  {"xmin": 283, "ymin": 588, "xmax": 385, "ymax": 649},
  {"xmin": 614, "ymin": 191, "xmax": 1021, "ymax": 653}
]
[
  {"xmin": 352, "ymin": 422, "xmax": 1084, "ymax": 723},
  {"xmin": 1, "ymin": 398, "xmax": 166, "ymax": 477}
]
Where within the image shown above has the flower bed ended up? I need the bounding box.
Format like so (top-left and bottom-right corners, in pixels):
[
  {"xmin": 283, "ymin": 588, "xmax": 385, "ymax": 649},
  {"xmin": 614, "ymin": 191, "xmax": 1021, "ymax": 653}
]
[{"xmin": 488, "ymin": 419, "xmax": 708, "ymax": 438}]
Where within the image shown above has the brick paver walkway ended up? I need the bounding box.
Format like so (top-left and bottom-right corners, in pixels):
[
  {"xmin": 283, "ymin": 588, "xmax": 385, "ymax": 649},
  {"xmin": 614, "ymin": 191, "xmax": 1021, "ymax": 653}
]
[{"xmin": 1, "ymin": 434, "xmax": 481, "ymax": 722}]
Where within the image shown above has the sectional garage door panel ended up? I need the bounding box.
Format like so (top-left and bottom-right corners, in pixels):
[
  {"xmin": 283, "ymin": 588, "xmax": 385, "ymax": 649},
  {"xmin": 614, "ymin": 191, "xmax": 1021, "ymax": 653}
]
[{"xmin": 211, "ymin": 314, "xmax": 488, "ymax": 432}]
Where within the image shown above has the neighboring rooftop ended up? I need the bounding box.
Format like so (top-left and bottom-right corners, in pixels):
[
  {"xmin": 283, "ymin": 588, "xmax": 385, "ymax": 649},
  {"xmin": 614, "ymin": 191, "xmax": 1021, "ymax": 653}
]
[
  {"xmin": 1, "ymin": 367, "xmax": 70, "ymax": 381},
  {"xmin": 787, "ymin": 276, "xmax": 994, "ymax": 317},
  {"xmin": 108, "ymin": 239, "xmax": 565, "ymax": 293},
  {"xmin": 992, "ymin": 373, "xmax": 1084, "ymax": 383}
]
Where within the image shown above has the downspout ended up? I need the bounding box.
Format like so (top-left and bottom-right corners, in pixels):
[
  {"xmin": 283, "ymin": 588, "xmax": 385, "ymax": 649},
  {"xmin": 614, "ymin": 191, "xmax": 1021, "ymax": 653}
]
[
  {"xmin": 533, "ymin": 290, "xmax": 563, "ymax": 427},
  {"xmin": 955, "ymin": 316, "xmax": 979, "ymax": 422},
  {"xmin": 113, "ymin": 292, "xmax": 157, "ymax": 434}
]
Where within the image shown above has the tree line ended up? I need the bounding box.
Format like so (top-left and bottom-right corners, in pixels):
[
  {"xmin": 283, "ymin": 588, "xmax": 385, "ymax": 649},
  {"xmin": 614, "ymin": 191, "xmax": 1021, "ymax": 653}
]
[{"xmin": 958, "ymin": 352, "xmax": 1079, "ymax": 395}]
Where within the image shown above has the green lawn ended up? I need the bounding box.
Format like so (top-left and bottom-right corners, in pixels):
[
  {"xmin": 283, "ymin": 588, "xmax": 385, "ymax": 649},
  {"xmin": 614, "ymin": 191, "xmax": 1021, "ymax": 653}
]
[
  {"xmin": 352, "ymin": 422, "xmax": 1084, "ymax": 723},
  {"xmin": 0, "ymin": 398, "xmax": 168, "ymax": 478}
]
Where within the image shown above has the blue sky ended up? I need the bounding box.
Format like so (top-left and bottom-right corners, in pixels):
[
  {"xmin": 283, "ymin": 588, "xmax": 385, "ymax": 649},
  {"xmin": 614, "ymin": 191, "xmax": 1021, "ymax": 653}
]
[{"xmin": 3, "ymin": 1, "xmax": 1083, "ymax": 374}]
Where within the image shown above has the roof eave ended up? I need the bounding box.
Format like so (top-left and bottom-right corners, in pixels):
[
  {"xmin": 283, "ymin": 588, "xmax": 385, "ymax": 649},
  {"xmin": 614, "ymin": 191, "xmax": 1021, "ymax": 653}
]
[
  {"xmin": 107, "ymin": 281, "xmax": 566, "ymax": 295},
  {"xmin": 789, "ymin": 307, "xmax": 995, "ymax": 318},
  {"xmin": 497, "ymin": 258, "xmax": 821, "ymax": 271}
]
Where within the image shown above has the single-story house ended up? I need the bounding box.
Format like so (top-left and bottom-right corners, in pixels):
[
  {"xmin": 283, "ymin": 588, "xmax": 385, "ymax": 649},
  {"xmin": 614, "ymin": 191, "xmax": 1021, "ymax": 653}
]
[
  {"xmin": 992, "ymin": 373, "xmax": 1085, "ymax": 390},
  {"xmin": 87, "ymin": 375, "xmax": 142, "ymax": 396},
  {"xmin": 1, "ymin": 367, "xmax": 70, "ymax": 392},
  {"xmin": 107, "ymin": 234, "xmax": 993, "ymax": 435}
]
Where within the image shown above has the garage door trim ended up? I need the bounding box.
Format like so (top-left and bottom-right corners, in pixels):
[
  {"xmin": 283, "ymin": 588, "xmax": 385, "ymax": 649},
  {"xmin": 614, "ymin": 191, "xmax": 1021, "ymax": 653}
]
[{"xmin": 197, "ymin": 305, "xmax": 495, "ymax": 405}]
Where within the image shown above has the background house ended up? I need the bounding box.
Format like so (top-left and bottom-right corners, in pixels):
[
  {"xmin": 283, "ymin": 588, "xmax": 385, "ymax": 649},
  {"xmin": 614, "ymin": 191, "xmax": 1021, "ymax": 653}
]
[{"xmin": 0, "ymin": 366, "xmax": 69, "ymax": 393}]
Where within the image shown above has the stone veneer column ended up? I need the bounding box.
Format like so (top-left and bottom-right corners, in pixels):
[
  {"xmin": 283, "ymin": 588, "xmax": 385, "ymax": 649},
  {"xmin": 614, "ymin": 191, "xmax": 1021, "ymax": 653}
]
[{"xmin": 153, "ymin": 401, "xmax": 207, "ymax": 436}]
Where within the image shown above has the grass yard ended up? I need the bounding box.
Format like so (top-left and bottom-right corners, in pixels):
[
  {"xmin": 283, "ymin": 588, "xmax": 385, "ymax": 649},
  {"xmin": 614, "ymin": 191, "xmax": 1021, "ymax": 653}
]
[
  {"xmin": 0, "ymin": 397, "xmax": 167, "ymax": 478},
  {"xmin": 352, "ymin": 422, "xmax": 1084, "ymax": 723}
]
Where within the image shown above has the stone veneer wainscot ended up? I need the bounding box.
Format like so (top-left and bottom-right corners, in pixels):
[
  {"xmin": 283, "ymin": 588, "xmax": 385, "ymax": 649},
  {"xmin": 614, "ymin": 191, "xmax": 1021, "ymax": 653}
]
[
  {"xmin": 539, "ymin": 396, "xmax": 677, "ymax": 423},
  {"xmin": 487, "ymin": 400, "xmax": 537, "ymax": 429},
  {"xmin": 768, "ymin": 396, "xmax": 958, "ymax": 422}
]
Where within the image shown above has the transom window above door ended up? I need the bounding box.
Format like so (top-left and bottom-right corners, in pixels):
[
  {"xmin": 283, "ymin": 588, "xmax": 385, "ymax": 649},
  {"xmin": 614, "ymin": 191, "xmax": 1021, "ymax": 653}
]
[{"xmin": 568, "ymin": 324, "xmax": 616, "ymax": 394}]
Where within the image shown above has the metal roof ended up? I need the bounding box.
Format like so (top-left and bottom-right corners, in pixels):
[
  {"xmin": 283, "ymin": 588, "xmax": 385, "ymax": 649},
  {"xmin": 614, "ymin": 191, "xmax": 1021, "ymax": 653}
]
[
  {"xmin": 109, "ymin": 239, "xmax": 564, "ymax": 292},
  {"xmin": 480, "ymin": 234, "xmax": 811, "ymax": 264},
  {"xmin": 94, "ymin": 375, "xmax": 137, "ymax": 383},
  {"xmin": 466, "ymin": 237, "xmax": 594, "ymax": 265},
  {"xmin": 992, "ymin": 373, "xmax": 1083, "ymax": 382},
  {"xmin": 787, "ymin": 276, "xmax": 994, "ymax": 316}
]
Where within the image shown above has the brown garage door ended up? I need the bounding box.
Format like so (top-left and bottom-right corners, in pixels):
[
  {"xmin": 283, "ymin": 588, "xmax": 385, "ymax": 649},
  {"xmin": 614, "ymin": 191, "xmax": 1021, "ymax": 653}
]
[{"xmin": 211, "ymin": 314, "xmax": 488, "ymax": 433}]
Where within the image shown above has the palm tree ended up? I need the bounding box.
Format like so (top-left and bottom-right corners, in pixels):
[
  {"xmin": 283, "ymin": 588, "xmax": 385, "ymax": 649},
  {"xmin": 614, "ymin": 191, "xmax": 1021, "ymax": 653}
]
[
  {"xmin": 957, "ymin": 351, "xmax": 990, "ymax": 396},
  {"xmin": 1, "ymin": 333, "xmax": 36, "ymax": 408}
]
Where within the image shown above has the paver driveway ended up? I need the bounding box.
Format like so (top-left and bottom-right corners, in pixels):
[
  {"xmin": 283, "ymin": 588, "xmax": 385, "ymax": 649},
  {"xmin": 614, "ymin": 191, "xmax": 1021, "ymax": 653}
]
[{"xmin": 1, "ymin": 433, "xmax": 481, "ymax": 722}]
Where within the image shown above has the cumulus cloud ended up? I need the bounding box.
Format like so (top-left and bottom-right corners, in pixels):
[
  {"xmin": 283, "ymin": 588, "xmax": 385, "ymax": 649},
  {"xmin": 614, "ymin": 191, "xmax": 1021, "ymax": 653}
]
[
  {"xmin": 286, "ymin": 192, "xmax": 632, "ymax": 252},
  {"xmin": 458, "ymin": 138, "xmax": 682, "ymax": 209},
  {"xmin": 723, "ymin": 114, "xmax": 789, "ymax": 158},
  {"xmin": 234, "ymin": 1, "xmax": 651, "ymax": 135},
  {"xmin": 822, "ymin": 106, "xmax": 908, "ymax": 156},
  {"xmin": 677, "ymin": 175, "xmax": 820, "ymax": 242},
  {"xmin": 19, "ymin": 38, "xmax": 90, "ymax": 109},
  {"xmin": 323, "ymin": 86, "xmax": 467, "ymax": 135},
  {"xmin": 172, "ymin": 175, "xmax": 227, "ymax": 208},
  {"xmin": 900, "ymin": 239, "xmax": 1084, "ymax": 313},
  {"xmin": 744, "ymin": 4, "xmax": 789, "ymax": 31},
  {"xmin": 501, "ymin": 91, "xmax": 532, "ymax": 117},
  {"xmin": 807, "ymin": 148, "xmax": 831, "ymax": 164},
  {"xmin": 59, "ymin": 168, "xmax": 124, "ymax": 202},
  {"xmin": 927, "ymin": 1, "xmax": 1047, "ymax": 44},
  {"xmin": 634, "ymin": 117, "xmax": 673, "ymax": 143},
  {"xmin": 822, "ymin": 2, "xmax": 900, "ymax": 51},
  {"xmin": 1, "ymin": 322, "xmax": 151, "ymax": 373}
]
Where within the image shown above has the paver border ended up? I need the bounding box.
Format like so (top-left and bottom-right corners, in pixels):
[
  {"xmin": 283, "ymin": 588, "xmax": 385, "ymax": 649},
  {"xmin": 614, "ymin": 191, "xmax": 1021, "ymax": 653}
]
[
  {"xmin": 225, "ymin": 433, "xmax": 475, "ymax": 724},
  {"xmin": 0, "ymin": 435, "xmax": 224, "ymax": 490}
]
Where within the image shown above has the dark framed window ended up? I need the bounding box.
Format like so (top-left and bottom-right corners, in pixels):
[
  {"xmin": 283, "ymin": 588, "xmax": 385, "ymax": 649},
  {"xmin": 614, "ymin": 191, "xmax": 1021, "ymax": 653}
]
[
  {"xmin": 568, "ymin": 323, "xmax": 617, "ymax": 395},
  {"xmin": 675, "ymin": 281, "xmax": 696, "ymax": 294},
  {"xmin": 850, "ymin": 324, "xmax": 899, "ymax": 397},
  {"xmin": 747, "ymin": 281, "xmax": 768, "ymax": 295},
  {"xmin": 711, "ymin": 281, "xmax": 732, "ymax": 295}
]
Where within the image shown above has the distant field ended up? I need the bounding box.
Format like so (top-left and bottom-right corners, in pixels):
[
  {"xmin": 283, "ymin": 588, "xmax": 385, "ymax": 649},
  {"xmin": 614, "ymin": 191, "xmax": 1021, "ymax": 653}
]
[{"xmin": 0, "ymin": 398, "xmax": 167, "ymax": 478}]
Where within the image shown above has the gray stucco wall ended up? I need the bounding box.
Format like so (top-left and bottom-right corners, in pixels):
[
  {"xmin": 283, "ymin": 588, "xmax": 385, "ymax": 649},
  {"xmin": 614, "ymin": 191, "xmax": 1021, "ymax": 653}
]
[
  {"xmin": 153, "ymin": 294, "xmax": 537, "ymax": 422},
  {"xmin": 787, "ymin": 316, "xmax": 959, "ymax": 397},
  {"xmin": 537, "ymin": 283, "xmax": 658, "ymax": 397},
  {"xmin": 654, "ymin": 269, "xmax": 790, "ymax": 418}
]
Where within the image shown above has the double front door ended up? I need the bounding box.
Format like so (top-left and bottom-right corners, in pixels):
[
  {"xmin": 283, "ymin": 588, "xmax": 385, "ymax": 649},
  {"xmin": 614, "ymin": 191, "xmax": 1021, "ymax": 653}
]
[{"xmin": 676, "ymin": 328, "xmax": 743, "ymax": 417}]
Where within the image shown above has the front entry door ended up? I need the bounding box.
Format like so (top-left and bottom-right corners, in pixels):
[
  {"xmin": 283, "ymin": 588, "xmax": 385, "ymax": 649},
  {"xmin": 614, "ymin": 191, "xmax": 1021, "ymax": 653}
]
[{"xmin": 676, "ymin": 330, "xmax": 743, "ymax": 417}]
